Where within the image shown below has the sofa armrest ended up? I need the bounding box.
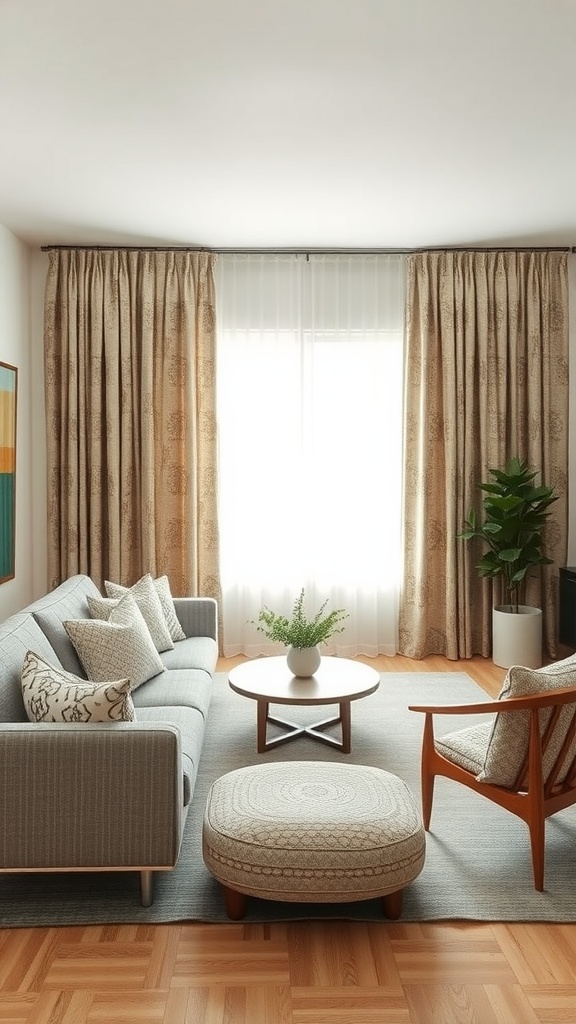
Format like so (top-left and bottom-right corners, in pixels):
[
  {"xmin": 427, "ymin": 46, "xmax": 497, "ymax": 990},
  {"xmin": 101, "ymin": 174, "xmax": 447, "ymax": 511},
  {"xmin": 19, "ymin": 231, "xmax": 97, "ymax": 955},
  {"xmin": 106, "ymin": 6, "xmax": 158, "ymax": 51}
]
[
  {"xmin": 173, "ymin": 596, "xmax": 218, "ymax": 641},
  {"xmin": 0, "ymin": 723, "xmax": 184, "ymax": 870}
]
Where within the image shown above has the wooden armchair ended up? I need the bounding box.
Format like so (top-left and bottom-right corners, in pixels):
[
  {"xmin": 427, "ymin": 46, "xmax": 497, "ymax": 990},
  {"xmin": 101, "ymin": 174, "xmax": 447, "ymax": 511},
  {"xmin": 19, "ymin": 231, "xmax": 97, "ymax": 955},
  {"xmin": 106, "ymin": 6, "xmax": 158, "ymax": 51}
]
[{"xmin": 409, "ymin": 684, "xmax": 576, "ymax": 891}]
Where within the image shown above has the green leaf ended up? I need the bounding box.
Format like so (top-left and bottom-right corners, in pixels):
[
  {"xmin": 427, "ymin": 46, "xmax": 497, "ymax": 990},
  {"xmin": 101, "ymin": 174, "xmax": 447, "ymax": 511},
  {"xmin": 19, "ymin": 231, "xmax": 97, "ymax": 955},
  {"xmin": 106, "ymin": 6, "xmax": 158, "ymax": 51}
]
[
  {"xmin": 248, "ymin": 588, "xmax": 349, "ymax": 647},
  {"xmin": 457, "ymin": 456, "xmax": 558, "ymax": 603}
]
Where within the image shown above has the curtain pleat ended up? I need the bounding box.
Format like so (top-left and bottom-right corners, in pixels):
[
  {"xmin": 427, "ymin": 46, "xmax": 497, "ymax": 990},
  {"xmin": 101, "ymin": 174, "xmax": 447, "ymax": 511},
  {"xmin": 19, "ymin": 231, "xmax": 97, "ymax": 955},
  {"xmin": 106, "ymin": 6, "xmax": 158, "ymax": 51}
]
[
  {"xmin": 43, "ymin": 249, "xmax": 220, "ymax": 600},
  {"xmin": 400, "ymin": 250, "xmax": 569, "ymax": 660}
]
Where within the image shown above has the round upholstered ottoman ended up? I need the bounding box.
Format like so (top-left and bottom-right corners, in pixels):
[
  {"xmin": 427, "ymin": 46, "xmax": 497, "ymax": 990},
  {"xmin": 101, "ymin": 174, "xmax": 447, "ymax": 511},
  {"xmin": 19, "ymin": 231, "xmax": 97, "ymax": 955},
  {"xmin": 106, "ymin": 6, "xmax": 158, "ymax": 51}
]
[{"xmin": 202, "ymin": 760, "xmax": 425, "ymax": 920}]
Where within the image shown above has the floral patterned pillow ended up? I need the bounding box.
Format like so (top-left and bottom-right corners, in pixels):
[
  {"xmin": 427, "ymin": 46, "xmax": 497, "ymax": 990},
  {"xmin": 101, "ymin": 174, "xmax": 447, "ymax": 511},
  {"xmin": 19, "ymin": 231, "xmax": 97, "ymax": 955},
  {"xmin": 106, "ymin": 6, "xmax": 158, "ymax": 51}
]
[{"xmin": 21, "ymin": 650, "xmax": 135, "ymax": 723}]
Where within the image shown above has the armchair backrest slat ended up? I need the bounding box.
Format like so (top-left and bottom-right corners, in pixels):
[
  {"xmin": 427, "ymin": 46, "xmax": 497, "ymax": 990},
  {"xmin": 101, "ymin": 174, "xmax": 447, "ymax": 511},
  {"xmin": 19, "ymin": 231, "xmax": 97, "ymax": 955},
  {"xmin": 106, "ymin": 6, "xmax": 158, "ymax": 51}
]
[{"xmin": 544, "ymin": 712, "xmax": 576, "ymax": 796}]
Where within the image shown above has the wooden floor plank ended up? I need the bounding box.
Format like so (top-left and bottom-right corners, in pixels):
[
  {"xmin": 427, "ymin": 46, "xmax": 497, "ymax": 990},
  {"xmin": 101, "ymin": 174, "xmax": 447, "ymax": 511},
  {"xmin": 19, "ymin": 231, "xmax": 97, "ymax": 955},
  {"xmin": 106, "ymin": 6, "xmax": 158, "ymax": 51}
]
[
  {"xmin": 87, "ymin": 989, "xmax": 166, "ymax": 1021},
  {"xmin": 491, "ymin": 924, "xmax": 576, "ymax": 986},
  {"xmin": 291, "ymin": 987, "xmax": 410, "ymax": 1023},
  {"xmin": 172, "ymin": 942, "xmax": 290, "ymax": 988},
  {"xmin": 392, "ymin": 938, "xmax": 517, "ymax": 984},
  {"xmin": 0, "ymin": 991, "xmax": 37, "ymax": 1021},
  {"xmin": 143, "ymin": 926, "xmax": 182, "ymax": 991},
  {"xmin": 484, "ymin": 983, "xmax": 543, "ymax": 1024}
]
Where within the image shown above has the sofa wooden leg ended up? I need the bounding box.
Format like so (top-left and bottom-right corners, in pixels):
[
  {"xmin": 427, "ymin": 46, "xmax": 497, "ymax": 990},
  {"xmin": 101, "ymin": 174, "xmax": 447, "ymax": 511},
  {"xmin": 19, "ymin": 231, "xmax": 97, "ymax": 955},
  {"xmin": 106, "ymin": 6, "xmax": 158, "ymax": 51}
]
[
  {"xmin": 223, "ymin": 885, "xmax": 247, "ymax": 920},
  {"xmin": 140, "ymin": 870, "xmax": 154, "ymax": 907},
  {"xmin": 382, "ymin": 888, "xmax": 403, "ymax": 919}
]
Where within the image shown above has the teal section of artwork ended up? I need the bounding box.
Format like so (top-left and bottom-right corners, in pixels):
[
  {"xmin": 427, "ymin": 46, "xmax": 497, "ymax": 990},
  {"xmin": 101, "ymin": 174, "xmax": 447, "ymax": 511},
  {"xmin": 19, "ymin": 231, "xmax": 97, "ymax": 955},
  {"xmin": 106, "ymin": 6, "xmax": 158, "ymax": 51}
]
[
  {"xmin": 0, "ymin": 365, "xmax": 16, "ymax": 392},
  {"xmin": 0, "ymin": 473, "xmax": 14, "ymax": 579}
]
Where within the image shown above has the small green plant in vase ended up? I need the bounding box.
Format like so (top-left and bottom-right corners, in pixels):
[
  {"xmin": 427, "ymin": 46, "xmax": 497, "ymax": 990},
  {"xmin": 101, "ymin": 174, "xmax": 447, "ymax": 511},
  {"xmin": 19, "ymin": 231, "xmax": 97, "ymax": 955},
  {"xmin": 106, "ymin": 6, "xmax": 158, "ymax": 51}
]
[{"xmin": 251, "ymin": 588, "xmax": 349, "ymax": 676}]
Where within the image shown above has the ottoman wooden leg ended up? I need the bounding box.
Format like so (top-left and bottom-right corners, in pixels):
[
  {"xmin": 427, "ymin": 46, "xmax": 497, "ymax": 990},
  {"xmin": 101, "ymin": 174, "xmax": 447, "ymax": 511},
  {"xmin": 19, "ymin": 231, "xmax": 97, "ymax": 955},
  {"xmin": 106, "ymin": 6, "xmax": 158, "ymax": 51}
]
[
  {"xmin": 382, "ymin": 888, "xmax": 403, "ymax": 920},
  {"xmin": 223, "ymin": 885, "xmax": 248, "ymax": 920}
]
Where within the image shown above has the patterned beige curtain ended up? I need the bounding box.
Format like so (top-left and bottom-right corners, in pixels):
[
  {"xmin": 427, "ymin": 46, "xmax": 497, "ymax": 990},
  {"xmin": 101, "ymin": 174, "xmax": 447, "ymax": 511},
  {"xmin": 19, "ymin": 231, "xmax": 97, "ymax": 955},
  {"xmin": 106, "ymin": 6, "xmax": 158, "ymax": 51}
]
[
  {"xmin": 44, "ymin": 249, "xmax": 220, "ymax": 601},
  {"xmin": 400, "ymin": 250, "xmax": 568, "ymax": 660}
]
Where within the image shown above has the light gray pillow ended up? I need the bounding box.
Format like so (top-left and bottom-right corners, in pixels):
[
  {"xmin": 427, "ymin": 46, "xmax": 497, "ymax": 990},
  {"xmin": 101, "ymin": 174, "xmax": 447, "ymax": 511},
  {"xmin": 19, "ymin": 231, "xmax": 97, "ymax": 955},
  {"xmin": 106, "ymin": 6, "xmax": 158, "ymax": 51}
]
[
  {"xmin": 99, "ymin": 574, "xmax": 174, "ymax": 653},
  {"xmin": 64, "ymin": 593, "xmax": 165, "ymax": 691},
  {"xmin": 21, "ymin": 649, "xmax": 135, "ymax": 723},
  {"xmin": 105, "ymin": 573, "xmax": 186, "ymax": 643},
  {"xmin": 478, "ymin": 653, "xmax": 576, "ymax": 787}
]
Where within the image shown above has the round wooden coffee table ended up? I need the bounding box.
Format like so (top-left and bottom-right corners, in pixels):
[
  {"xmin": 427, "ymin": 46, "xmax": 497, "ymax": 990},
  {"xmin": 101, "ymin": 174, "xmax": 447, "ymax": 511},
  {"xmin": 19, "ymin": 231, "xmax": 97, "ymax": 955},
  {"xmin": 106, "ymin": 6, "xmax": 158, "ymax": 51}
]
[{"xmin": 228, "ymin": 656, "xmax": 380, "ymax": 753}]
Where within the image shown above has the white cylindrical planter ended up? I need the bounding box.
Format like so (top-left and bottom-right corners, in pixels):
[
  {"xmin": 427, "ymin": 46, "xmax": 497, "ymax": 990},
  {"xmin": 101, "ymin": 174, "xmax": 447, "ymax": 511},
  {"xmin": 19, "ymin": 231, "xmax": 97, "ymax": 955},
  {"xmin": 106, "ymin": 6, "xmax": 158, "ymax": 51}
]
[
  {"xmin": 492, "ymin": 605, "xmax": 543, "ymax": 670},
  {"xmin": 286, "ymin": 645, "xmax": 321, "ymax": 677}
]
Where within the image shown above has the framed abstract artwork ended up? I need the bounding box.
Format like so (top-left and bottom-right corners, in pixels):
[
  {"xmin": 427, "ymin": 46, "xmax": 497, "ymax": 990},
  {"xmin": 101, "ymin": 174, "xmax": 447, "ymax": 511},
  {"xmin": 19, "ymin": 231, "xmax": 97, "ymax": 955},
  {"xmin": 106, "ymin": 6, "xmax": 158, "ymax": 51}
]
[{"xmin": 0, "ymin": 362, "xmax": 17, "ymax": 584}]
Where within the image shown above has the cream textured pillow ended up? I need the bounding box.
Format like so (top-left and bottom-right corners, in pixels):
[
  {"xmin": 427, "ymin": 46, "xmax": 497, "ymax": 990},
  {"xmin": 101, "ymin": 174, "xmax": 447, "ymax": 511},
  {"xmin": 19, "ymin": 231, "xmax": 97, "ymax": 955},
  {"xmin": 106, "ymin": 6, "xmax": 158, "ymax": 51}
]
[
  {"xmin": 100, "ymin": 574, "xmax": 174, "ymax": 653},
  {"xmin": 64, "ymin": 593, "xmax": 165, "ymax": 691},
  {"xmin": 154, "ymin": 575, "xmax": 186, "ymax": 642},
  {"xmin": 478, "ymin": 653, "xmax": 576, "ymax": 787},
  {"xmin": 21, "ymin": 650, "xmax": 135, "ymax": 723},
  {"xmin": 105, "ymin": 573, "xmax": 186, "ymax": 643}
]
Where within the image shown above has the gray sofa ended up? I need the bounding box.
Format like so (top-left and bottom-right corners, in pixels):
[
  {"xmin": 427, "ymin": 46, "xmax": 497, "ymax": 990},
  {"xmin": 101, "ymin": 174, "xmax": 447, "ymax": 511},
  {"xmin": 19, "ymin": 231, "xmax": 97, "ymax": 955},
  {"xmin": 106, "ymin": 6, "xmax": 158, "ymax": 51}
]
[{"xmin": 0, "ymin": 574, "xmax": 218, "ymax": 906}]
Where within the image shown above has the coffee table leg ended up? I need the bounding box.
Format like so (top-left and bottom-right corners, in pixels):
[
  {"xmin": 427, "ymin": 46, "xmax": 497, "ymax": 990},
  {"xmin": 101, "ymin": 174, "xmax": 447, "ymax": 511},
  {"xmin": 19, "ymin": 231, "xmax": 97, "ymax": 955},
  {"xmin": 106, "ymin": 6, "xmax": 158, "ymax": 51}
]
[
  {"xmin": 257, "ymin": 700, "xmax": 269, "ymax": 753},
  {"xmin": 340, "ymin": 701, "xmax": 351, "ymax": 753}
]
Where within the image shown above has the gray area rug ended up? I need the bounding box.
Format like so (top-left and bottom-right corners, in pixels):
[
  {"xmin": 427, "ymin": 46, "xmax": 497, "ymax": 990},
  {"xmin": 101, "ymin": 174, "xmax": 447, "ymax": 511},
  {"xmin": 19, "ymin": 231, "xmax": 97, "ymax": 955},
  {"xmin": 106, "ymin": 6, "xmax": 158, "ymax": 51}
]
[{"xmin": 2, "ymin": 671, "xmax": 576, "ymax": 927}]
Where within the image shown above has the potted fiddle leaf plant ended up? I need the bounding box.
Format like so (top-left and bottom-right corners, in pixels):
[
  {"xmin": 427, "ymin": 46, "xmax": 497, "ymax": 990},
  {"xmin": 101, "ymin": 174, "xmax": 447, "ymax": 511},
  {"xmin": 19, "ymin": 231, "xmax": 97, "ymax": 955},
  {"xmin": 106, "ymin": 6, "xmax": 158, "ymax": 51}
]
[
  {"xmin": 458, "ymin": 456, "xmax": 558, "ymax": 669},
  {"xmin": 251, "ymin": 588, "xmax": 349, "ymax": 677}
]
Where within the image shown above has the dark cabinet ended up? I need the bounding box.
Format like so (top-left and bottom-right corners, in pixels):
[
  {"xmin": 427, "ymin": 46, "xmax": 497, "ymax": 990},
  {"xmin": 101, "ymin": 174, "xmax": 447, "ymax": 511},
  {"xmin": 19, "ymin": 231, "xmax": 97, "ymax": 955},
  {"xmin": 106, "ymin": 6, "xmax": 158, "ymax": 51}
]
[{"xmin": 559, "ymin": 567, "xmax": 576, "ymax": 648}]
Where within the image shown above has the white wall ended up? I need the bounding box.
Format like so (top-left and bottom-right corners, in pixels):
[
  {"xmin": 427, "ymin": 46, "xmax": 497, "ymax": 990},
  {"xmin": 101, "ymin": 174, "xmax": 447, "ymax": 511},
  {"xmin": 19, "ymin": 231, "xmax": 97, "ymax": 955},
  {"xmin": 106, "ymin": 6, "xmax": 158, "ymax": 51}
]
[{"xmin": 0, "ymin": 225, "xmax": 33, "ymax": 619}]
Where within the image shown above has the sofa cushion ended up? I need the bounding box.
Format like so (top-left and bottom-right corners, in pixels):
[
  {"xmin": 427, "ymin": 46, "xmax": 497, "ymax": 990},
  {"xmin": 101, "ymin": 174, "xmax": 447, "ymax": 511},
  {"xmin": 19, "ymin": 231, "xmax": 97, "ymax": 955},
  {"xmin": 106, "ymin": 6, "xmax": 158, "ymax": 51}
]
[
  {"xmin": 136, "ymin": 704, "xmax": 206, "ymax": 807},
  {"xmin": 131, "ymin": 668, "xmax": 213, "ymax": 719},
  {"xmin": 32, "ymin": 574, "xmax": 103, "ymax": 676},
  {"xmin": 105, "ymin": 574, "xmax": 186, "ymax": 643},
  {"xmin": 478, "ymin": 654, "xmax": 576, "ymax": 787},
  {"xmin": 64, "ymin": 594, "xmax": 165, "ymax": 691},
  {"xmin": 160, "ymin": 636, "xmax": 218, "ymax": 675},
  {"xmin": 21, "ymin": 650, "xmax": 136, "ymax": 723}
]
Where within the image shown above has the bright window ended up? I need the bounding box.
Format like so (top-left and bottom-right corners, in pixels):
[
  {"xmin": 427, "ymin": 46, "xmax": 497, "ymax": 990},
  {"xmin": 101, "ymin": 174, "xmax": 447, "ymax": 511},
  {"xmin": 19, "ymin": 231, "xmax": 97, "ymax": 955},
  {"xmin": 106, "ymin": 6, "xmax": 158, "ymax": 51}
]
[{"xmin": 216, "ymin": 253, "xmax": 405, "ymax": 657}]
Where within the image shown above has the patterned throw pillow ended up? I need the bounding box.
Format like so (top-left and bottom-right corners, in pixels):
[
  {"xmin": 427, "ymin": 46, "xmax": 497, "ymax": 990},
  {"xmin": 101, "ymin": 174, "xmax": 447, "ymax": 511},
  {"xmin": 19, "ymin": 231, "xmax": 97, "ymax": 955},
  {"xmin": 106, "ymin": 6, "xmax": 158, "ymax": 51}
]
[
  {"xmin": 64, "ymin": 593, "xmax": 165, "ymax": 691},
  {"xmin": 21, "ymin": 650, "xmax": 136, "ymax": 723},
  {"xmin": 105, "ymin": 573, "xmax": 186, "ymax": 643},
  {"xmin": 478, "ymin": 653, "xmax": 576, "ymax": 787},
  {"xmin": 153, "ymin": 575, "xmax": 187, "ymax": 642},
  {"xmin": 98, "ymin": 574, "xmax": 174, "ymax": 653}
]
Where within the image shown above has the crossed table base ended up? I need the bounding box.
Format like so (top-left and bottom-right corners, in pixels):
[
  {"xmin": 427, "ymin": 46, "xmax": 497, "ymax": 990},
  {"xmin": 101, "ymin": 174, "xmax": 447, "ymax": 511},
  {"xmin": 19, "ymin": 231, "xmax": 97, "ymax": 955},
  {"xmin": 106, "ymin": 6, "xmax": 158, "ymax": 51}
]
[{"xmin": 228, "ymin": 655, "xmax": 380, "ymax": 754}]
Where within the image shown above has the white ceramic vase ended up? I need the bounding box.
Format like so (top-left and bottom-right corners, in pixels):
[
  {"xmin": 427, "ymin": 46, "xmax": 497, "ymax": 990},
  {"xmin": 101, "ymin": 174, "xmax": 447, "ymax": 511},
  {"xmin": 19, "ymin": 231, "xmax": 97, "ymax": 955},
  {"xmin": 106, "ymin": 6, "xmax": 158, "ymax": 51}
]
[
  {"xmin": 492, "ymin": 605, "xmax": 543, "ymax": 669},
  {"xmin": 286, "ymin": 645, "xmax": 321, "ymax": 678}
]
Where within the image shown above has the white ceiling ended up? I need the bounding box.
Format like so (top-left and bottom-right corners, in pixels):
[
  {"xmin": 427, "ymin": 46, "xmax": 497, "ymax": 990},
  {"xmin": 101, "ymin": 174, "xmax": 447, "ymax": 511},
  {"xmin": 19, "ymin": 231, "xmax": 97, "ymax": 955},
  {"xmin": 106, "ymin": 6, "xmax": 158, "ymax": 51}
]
[{"xmin": 1, "ymin": 0, "xmax": 576, "ymax": 250}]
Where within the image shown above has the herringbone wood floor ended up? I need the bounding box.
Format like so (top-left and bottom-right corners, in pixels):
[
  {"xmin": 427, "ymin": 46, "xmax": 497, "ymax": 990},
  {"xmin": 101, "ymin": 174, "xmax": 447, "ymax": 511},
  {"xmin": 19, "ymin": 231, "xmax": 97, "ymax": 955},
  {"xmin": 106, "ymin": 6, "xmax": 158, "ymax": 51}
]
[{"xmin": 2, "ymin": 654, "xmax": 576, "ymax": 1024}]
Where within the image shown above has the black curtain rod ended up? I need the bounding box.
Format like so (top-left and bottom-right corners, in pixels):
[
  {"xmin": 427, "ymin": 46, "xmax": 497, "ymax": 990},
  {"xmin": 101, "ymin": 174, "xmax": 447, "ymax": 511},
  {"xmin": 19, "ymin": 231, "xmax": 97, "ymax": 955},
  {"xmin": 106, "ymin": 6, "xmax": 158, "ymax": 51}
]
[
  {"xmin": 41, "ymin": 244, "xmax": 574, "ymax": 254},
  {"xmin": 41, "ymin": 244, "xmax": 212, "ymax": 252}
]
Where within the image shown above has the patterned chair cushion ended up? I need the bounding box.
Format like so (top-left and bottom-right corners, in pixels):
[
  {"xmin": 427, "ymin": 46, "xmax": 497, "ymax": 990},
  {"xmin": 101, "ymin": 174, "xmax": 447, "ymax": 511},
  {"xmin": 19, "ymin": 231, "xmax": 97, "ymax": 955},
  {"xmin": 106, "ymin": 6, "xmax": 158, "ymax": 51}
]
[
  {"xmin": 22, "ymin": 650, "xmax": 135, "ymax": 723},
  {"xmin": 435, "ymin": 721, "xmax": 492, "ymax": 775},
  {"xmin": 64, "ymin": 593, "xmax": 165, "ymax": 691}
]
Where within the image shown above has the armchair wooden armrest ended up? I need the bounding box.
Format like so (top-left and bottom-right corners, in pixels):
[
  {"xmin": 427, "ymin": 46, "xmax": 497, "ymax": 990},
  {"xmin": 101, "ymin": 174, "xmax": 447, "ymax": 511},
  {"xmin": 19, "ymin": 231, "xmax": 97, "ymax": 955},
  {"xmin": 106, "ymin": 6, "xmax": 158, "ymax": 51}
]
[
  {"xmin": 409, "ymin": 685, "xmax": 576, "ymax": 717},
  {"xmin": 408, "ymin": 684, "xmax": 576, "ymax": 891}
]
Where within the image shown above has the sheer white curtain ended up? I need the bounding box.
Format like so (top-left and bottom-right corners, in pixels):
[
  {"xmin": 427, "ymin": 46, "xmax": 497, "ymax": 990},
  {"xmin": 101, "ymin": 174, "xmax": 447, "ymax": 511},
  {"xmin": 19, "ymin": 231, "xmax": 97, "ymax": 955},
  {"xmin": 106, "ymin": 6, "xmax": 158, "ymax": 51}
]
[{"xmin": 215, "ymin": 253, "xmax": 405, "ymax": 657}]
